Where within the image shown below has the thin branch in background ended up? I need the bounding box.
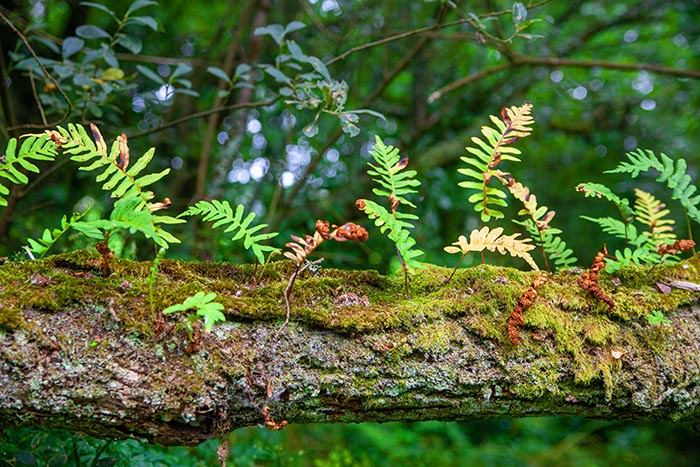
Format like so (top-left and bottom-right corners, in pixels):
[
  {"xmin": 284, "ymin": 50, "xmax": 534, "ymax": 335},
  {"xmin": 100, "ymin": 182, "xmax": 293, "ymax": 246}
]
[
  {"xmin": 0, "ymin": 9, "xmax": 72, "ymax": 131},
  {"xmin": 427, "ymin": 63, "xmax": 513, "ymax": 103},
  {"xmin": 28, "ymin": 69, "xmax": 48, "ymax": 126},
  {"xmin": 428, "ymin": 53, "xmax": 700, "ymax": 103},
  {"xmin": 129, "ymin": 98, "xmax": 279, "ymax": 139},
  {"xmin": 194, "ymin": 0, "xmax": 255, "ymax": 201}
]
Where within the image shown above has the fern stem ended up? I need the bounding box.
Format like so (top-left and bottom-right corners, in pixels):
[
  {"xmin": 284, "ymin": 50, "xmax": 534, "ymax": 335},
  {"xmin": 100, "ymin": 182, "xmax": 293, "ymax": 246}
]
[
  {"xmin": 685, "ymin": 207, "xmax": 697, "ymax": 255},
  {"xmin": 537, "ymin": 230, "xmax": 551, "ymax": 273},
  {"xmin": 445, "ymin": 253, "xmax": 468, "ymax": 285}
]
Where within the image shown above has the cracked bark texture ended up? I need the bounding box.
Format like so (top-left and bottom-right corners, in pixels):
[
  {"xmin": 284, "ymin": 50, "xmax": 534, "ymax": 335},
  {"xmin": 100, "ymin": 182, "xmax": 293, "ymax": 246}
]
[{"xmin": 0, "ymin": 253, "xmax": 699, "ymax": 446}]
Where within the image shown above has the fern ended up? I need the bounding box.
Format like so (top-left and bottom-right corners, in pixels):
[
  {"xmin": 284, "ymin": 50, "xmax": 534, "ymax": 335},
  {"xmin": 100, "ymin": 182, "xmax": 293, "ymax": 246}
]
[
  {"xmin": 445, "ymin": 226, "xmax": 539, "ymax": 272},
  {"xmin": 162, "ymin": 291, "xmax": 225, "ymax": 333},
  {"xmin": 604, "ymin": 246, "xmax": 656, "ymax": 273},
  {"xmin": 633, "ymin": 188, "xmax": 676, "ymax": 246},
  {"xmin": 25, "ymin": 208, "xmax": 92, "ymax": 258},
  {"xmin": 580, "ymin": 216, "xmax": 637, "ymax": 242},
  {"xmin": 576, "ymin": 182, "xmax": 635, "ymax": 223},
  {"xmin": 358, "ymin": 136, "xmax": 422, "ymax": 295},
  {"xmin": 606, "ymin": 149, "xmax": 700, "ymax": 224},
  {"xmin": 180, "ymin": 200, "xmax": 280, "ymax": 264},
  {"xmin": 0, "ymin": 134, "xmax": 59, "ymax": 207},
  {"xmin": 45, "ymin": 123, "xmax": 184, "ymax": 248},
  {"xmin": 499, "ymin": 174, "xmax": 572, "ymax": 271},
  {"xmin": 459, "ymin": 103, "xmax": 534, "ymax": 222}
]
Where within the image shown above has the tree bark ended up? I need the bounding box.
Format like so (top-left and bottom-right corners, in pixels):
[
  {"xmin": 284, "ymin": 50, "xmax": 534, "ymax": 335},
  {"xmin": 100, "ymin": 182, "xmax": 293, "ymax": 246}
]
[{"xmin": 0, "ymin": 252, "xmax": 699, "ymax": 446}]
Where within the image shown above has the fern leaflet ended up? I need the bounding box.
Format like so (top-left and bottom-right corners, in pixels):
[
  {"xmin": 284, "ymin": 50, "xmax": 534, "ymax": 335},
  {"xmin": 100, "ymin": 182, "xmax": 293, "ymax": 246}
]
[
  {"xmin": 162, "ymin": 291, "xmax": 225, "ymax": 333},
  {"xmin": 1, "ymin": 134, "xmax": 58, "ymax": 207},
  {"xmin": 605, "ymin": 149, "xmax": 700, "ymax": 224},
  {"xmin": 514, "ymin": 219, "xmax": 577, "ymax": 271},
  {"xmin": 459, "ymin": 103, "xmax": 534, "ymax": 222},
  {"xmin": 445, "ymin": 226, "xmax": 539, "ymax": 271},
  {"xmin": 576, "ymin": 182, "xmax": 635, "ymax": 222},
  {"xmin": 180, "ymin": 200, "xmax": 280, "ymax": 264}
]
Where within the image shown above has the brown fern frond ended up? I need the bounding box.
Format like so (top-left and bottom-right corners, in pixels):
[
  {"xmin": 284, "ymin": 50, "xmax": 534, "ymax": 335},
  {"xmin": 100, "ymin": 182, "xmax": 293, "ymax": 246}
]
[
  {"xmin": 495, "ymin": 171, "xmax": 555, "ymax": 231},
  {"xmin": 508, "ymin": 273, "xmax": 548, "ymax": 345},
  {"xmin": 577, "ymin": 245, "xmax": 614, "ymax": 311},
  {"xmin": 657, "ymin": 239, "xmax": 695, "ymax": 256},
  {"xmin": 445, "ymin": 226, "xmax": 539, "ymax": 271}
]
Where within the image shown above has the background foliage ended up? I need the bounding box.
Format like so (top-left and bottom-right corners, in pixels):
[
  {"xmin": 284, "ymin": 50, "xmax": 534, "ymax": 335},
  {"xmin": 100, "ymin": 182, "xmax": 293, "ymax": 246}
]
[{"xmin": 1, "ymin": 0, "xmax": 699, "ymax": 464}]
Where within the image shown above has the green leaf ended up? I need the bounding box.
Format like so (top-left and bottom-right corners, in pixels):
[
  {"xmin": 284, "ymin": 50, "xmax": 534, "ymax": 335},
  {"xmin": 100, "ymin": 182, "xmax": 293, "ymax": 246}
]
[
  {"xmin": 62, "ymin": 36, "xmax": 84, "ymax": 59},
  {"xmin": 76, "ymin": 25, "xmax": 111, "ymax": 40},
  {"xmin": 126, "ymin": 0, "xmax": 158, "ymax": 15},
  {"xmin": 80, "ymin": 2, "xmax": 117, "ymax": 17},
  {"xmin": 207, "ymin": 66, "xmax": 232, "ymax": 84},
  {"xmin": 126, "ymin": 15, "xmax": 159, "ymax": 31},
  {"xmin": 115, "ymin": 34, "xmax": 142, "ymax": 54},
  {"xmin": 136, "ymin": 65, "xmax": 165, "ymax": 84},
  {"xmin": 255, "ymin": 24, "xmax": 285, "ymax": 45}
]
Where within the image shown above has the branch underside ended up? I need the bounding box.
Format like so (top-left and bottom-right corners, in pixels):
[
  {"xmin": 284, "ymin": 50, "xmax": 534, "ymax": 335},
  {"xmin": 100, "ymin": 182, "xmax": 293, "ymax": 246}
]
[{"xmin": 0, "ymin": 253, "xmax": 699, "ymax": 446}]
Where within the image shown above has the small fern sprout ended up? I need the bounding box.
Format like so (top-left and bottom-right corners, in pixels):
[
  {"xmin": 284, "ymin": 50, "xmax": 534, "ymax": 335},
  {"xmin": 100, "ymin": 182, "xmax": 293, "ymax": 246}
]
[
  {"xmin": 444, "ymin": 226, "xmax": 538, "ymax": 284},
  {"xmin": 281, "ymin": 220, "xmax": 368, "ymax": 333}
]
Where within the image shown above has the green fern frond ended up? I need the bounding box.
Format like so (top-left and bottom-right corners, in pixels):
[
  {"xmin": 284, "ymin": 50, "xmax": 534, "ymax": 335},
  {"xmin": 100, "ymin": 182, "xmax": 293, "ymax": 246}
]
[
  {"xmin": 459, "ymin": 103, "xmax": 534, "ymax": 222},
  {"xmin": 367, "ymin": 135, "xmax": 420, "ymax": 208},
  {"xmin": 633, "ymin": 188, "xmax": 676, "ymax": 246},
  {"xmin": 180, "ymin": 200, "xmax": 280, "ymax": 264},
  {"xmin": 356, "ymin": 198, "xmax": 423, "ymax": 270},
  {"xmin": 606, "ymin": 149, "xmax": 700, "ymax": 224},
  {"xmin": 580, "ymin": 216, "xmax": 638, "ymax": 242},
  {"xmin": 605, "ymin": 246, "xmax": 657, "ymax": 273},
  {"xmin": 576, "ymin": 182, "xmax": 635, "ymax": 222},
  {"xmin": 45, "ymin": 124, "xmax": 184, "ymax": 248},
  {"xmin": 1, "ymin": 134, "xmax": 59, "ymax": 207},
  {"xmin": 51, "ymin": 124, "xmax": 168, "ymax": 208},
  {"xmin": 162, "ymin": 291, "xmax": 225, "ymax": 333},
  {"xmin": 25, "ymin": 208, "xmax": 91, "ymax": 258}
]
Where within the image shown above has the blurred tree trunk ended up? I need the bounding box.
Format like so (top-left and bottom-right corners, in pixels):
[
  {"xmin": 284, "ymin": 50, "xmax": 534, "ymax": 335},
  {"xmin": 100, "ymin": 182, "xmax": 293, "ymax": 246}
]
[{"xmin": 0, "ymin": 253, "xmax": 698, "ymax": 446}]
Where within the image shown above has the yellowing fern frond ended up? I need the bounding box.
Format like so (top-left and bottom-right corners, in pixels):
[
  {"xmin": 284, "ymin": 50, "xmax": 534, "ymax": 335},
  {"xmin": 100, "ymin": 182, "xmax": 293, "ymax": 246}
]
[
  {"xmin": 459, "ymin": 102, "xmax": 534, "ymax": 222},
  {"xmin": 634, "ymin": 188, "xmax": 675, "ymax": 246},
  {"xmin": 445, "ymin": 226, "xmax": 539, "ymax": 271}
]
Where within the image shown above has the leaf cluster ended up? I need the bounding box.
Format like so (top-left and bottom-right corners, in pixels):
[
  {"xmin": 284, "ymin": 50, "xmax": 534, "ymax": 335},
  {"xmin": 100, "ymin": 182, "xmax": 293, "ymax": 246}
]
[
  {"xmin": 357, "ymin": 136, "xmax": 423, "ymax": 272},
  {"xmin": 45, "ymin": 123, "xmax": 185, "ymax": 249},
  {"xmin": 606, "ymin": 149, "xmax": 700, "ymax": 225}
]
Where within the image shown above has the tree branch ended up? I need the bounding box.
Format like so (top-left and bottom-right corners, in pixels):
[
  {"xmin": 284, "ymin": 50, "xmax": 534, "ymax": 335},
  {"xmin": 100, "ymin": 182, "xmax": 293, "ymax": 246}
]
[{"xmin": 0, "ymin": 253, "xmax": 699, "ymax": 446}]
